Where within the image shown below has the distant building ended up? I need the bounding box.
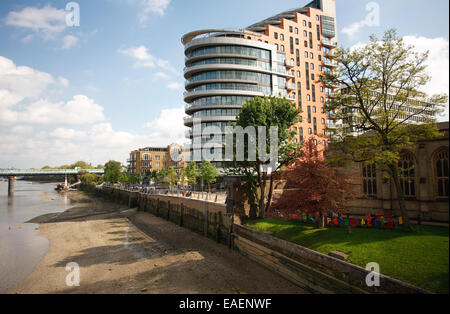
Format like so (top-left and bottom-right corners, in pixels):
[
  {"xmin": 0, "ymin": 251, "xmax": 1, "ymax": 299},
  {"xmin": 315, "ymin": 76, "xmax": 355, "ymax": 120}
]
[
  {"xmin": 343, "ymin": 122, "xmax": 449, "ymax": 222},
  {"xmin": 334, "ymin": 87, "xmax": 438, "ymax": 136},
  {"xmin": 127, "ymin": 144, "xmax": 186, "ymax": 176}
]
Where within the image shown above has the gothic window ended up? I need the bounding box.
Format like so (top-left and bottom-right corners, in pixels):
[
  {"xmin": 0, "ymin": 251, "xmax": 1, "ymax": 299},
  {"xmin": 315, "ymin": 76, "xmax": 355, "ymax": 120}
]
[
  {"xmin": 363, "ymin": 164, "xmax": 377, "ymax": 197},
  {"xmin": 399, "ymin": 152, "xmax": 416, "ymax": 197},
  {"xmin": 435, "ymin": 149, "xmax": 449, "ymax": 197}
]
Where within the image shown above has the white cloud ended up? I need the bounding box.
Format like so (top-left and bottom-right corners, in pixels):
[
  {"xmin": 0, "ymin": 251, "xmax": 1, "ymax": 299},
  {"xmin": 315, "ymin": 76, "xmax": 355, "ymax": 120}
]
[
  {"xmin": 11, "ymin": 125, "xmax": 33, "ymax": 135},
  {"xmin": 62, "ymin": 35, "xmax": 79, "ymax": 49},
  {"xmin": 21, "ymin": 95, "xmax": 106, "ymax": 125},
  {"xmin": 154, "ymin": 72, "xmax": 170, "ymax": 80},
  {"xmin": 0, "ymin": 56, "xmax": 104, "ymax": 126},
  {"xmin": 58, "ymin": 76, "xmax": 70, "ymax": 87},
  {"xmin": 143, "ymin": 106, "xmax": 188, "ymax": 146},
  {"xmin": 0, "ymin": 55, "xmax": 55, "ymax": 99},
  {"xmin": 342, "ymin": 2, "xmax": 380, "ymax": 38},
  {"xmin": 138, "ymin": 0, "xmax": 171, "ymax": 25},
  {"xmin": 21, "ymin": 34, "xmax": 34, "ymax": 43},
  {"xmin": 167, "ymin": 82, "xmax": 182, "ymax": 89},
  {"xmin": 119, "ymin": 45, "xmax": 178, "ymax": 74},
  {"xmin": 0, "ymin": 55, "xmax": 187, "ymax": 168},
  {"xmin": 5, "ymin": 5, "xmax": 67, "ymax": 39},
  {"xmin": 0, "ymin": 123, "xmax": 153, "ymax": 168},
  {"xmin": 49, "ymin": 128, "xmax": 85, "ymax": 139}
]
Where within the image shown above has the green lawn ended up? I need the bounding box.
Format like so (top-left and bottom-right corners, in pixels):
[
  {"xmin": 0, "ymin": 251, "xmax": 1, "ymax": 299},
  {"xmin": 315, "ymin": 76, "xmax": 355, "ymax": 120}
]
[{"xmin": 245, "ymin": 218, "xmax": 449, "ymax": 294}]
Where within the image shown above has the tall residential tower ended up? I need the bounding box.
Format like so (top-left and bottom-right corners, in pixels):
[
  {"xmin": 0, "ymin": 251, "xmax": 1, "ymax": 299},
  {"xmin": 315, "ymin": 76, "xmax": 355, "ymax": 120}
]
[{"xmin": 183, "ymin": 0, "xmax": 338, "ymax": 166}]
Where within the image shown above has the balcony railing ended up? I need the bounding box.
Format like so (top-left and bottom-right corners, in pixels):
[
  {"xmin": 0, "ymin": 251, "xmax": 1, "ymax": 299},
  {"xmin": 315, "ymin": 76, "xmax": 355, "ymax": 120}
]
[
  {"xmin": 286, "ymin": 83, "xmax": 296, "ymax": 90},
  {"xmin": 285, "ymin": 59, "xmax": 295, "ymax": 67},
  {"xmin": 322, "ymin": 38, "xmax": 337, "ymax": 47},
  {"xmin": 286, "ymin": 94, "xmax": 296, "ymax": 100},
  {"xmin": 324, "ymin": 59, "xmax": 338, "ymax": 68}
]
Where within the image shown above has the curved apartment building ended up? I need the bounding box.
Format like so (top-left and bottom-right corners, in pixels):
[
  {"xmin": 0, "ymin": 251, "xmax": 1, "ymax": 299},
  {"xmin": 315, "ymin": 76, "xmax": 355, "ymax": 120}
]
[
  {"xmin": 183, "ymin": 0, "xmax": 338, "ymax": 166},
  {"xmin": 183, "ymin": 30, "xmax": 291, "ymax": 165}
]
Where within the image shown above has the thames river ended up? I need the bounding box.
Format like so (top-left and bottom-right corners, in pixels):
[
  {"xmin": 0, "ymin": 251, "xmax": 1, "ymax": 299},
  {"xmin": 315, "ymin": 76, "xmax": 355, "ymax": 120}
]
[{"xmin": 0, "ymin": 180, "xmax": 73, "ymax": 293}]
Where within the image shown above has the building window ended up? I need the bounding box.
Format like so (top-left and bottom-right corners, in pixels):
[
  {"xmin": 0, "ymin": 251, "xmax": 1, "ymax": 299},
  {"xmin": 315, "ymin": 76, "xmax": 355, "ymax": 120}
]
[
  {"xmin": 363, "ymin": 164, "xmax": 377, "ymax": 197},
  {"xmin": 280, "ymin": 34, "xmax": 284, "ymax": 41},
  {"xmin": 435, "ymin": 149, "xmax": 449, "ymax": 197},
  {"xmin": 399, "ymin": 152, "xmax": 416, "ymax": 197},
  {"xmin": 281, "ymin": 45, "xmax": 285, "ymax": 52},
  {"xmin": 295, "ymin": 27, "xmax": 299, "ymax": 34},
  {"xmin": 274, "ymin": 32, "xmax": 278, "ymax": 39},
  {"xmin": 289, "ymin": 26, "xmax": 293, "ymax": 32}
]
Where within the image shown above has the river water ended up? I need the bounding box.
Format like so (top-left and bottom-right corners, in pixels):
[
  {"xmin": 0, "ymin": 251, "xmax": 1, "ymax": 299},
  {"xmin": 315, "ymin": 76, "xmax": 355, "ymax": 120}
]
[{"xmin": 0, "ymin": 180, "xmax": 73, "ymax": 293}]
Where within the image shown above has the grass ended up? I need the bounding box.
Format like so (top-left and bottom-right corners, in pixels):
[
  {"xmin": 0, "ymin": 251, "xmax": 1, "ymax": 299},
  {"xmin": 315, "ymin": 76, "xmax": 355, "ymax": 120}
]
[{"xmin": 245, "ymin": 218, "xmax": 449, "ymax": 294}]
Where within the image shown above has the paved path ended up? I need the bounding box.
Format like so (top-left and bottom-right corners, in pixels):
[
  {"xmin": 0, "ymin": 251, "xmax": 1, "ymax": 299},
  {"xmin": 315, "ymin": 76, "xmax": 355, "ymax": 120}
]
[{"xmin": 8, "ymin": 195, "xmax": 305, "ymax": 294}]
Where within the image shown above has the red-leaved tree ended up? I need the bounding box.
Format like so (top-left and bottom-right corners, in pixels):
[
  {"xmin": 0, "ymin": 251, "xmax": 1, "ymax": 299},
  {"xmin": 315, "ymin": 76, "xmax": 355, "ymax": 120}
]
[{"xmin": 269, "ymin": 138, "xmax": 355, "ymax": 227}]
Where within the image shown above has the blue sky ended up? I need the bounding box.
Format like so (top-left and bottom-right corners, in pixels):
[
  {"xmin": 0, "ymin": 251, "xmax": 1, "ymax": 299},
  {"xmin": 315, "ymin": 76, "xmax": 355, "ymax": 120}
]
[{"xmin": 0, "ymin": 0, "xmax": 448, "ymax": 168}]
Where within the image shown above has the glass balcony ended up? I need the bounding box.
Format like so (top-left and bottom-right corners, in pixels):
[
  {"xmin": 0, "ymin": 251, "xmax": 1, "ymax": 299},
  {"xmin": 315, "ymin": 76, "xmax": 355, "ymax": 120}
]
[{"xmin": 322, "ymin": 38, "xmax": 337, "ymax": 48}]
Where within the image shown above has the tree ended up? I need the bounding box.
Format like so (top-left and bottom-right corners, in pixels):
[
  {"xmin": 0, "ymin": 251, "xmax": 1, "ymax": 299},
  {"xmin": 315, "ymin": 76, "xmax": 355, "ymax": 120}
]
[
  {"xmin": 72, "ymin": 161, "xmax": 93, "ymax": 169},
  {"xmin": 179, "ymin": 167, "xmax": 189, "ymax": 187},
  {"xmin": 322, "ymin": 29, "xmax": 447, "ymax": 230},
  {"xmin": 157, "ymin": 169, "xmax": 168, "ymax": 185},
  {"xmin": 226, "ymin": 96, "xmax": 302, "ymax": 218},
  {"xmin": 270, "ymin": 138, "xmax": 355, "ymax": 227},
  {"xmin": 104, "ymin": 160, "xmax": 123, "ymax": 183},
  {"xmin": 81, "ymin": 173, "xmax": 98, "ymax": 185},
  {"xmin": 167, "ymin": 166, "xmax": 178, "ymax": 189},
  {"xmin": 200, "ymin": 159, "xmax": 219, "ymax": 196},
  {"xmin": 146, "ymin": 170, "xmax": 158, "ymax": 184},
  {"xmin": 185, "ymin": 161, "xmax": 199, "ymax": 190}
]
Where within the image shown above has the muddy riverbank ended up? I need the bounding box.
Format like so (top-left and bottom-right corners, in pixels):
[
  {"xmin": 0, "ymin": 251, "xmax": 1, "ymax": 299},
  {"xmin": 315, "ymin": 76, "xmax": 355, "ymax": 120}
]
[{"xmin": 7, "ymin": 191, "xmax": 304, "ymax": 294}]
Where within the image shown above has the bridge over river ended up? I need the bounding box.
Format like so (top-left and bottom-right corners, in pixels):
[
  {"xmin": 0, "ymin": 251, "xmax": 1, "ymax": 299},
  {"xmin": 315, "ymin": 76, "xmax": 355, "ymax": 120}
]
[{"xmin": 0, "ymin": 169, "xmax": 104, "ymax": 196}]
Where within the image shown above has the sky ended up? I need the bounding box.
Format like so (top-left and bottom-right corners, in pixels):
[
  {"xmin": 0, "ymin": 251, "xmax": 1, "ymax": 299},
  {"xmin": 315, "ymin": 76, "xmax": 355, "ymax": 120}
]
[{"xmin": 0, "ymin": 0, "xmax": 448, "ymax": 168}]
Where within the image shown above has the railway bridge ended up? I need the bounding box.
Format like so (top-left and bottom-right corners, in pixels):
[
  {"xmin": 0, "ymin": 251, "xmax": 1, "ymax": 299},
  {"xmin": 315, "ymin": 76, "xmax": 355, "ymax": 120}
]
[{"xmin": 0, "ymin": 169, "xmax": 104, "ymax": 196}]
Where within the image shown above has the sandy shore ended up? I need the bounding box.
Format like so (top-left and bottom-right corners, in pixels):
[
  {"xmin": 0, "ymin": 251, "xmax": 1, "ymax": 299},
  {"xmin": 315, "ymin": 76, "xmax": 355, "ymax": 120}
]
[{"xmin": 6, "ymin": 191, "xmax": 304, "ymax": 294}]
